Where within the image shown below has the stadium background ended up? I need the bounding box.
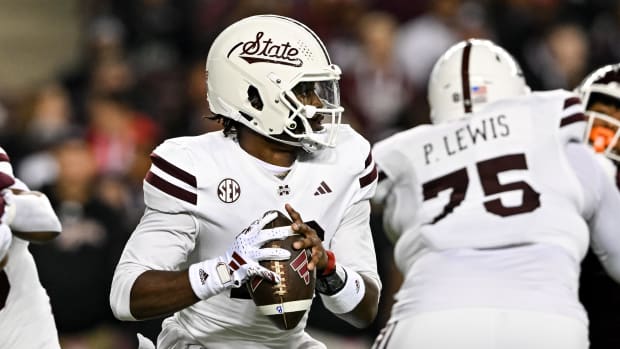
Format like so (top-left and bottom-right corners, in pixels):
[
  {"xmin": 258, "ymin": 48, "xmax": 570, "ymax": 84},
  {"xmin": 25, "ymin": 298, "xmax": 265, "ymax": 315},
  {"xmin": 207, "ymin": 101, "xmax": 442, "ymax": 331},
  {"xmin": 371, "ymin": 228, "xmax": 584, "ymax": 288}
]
[{"xmin": 0, "ymin": 0, "xmax": 617, "ymax": 348}]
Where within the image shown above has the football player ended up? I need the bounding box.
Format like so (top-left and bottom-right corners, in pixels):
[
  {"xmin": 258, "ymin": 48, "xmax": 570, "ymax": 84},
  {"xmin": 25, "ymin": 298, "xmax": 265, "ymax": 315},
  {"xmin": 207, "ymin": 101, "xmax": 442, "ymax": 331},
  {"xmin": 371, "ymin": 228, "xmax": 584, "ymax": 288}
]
[
  {"xmin": 110, "ymin": 15, "xmax": 381, "ymax": 349},
  {"xmin": 577, "ymin": 63, "xmax": 620, "ymax": 183},
  {"xmin": 371, "ymin": 39, "xmax": 620, "ymax": 349},
  {"xmin": 0, "ymin": 147, "xmax": 63, "ymax": 348},
  {"xmin": 575, "ymin": 63, "xmax": 620, "ymax": 348}
]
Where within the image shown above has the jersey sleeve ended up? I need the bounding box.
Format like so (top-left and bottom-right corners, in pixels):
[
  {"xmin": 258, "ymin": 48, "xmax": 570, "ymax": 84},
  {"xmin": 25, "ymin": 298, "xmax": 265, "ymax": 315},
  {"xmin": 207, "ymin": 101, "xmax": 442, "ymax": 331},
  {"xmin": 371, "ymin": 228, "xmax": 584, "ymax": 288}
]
[
  {"xmin": 110, "ymin": 207, "xmax": 199, "ymax": 320},
  {"xmin": 327, "ymin": 200, "xmax": 381, "ymax": 289},
  {"xmin": 565, "ymin": 142, "xmax": 620, "ymax": 282},
  {"xmin": 351, "ymin": 137, "xmax": 378, "ymax": 204},
  {"xmin": 554, "ymin": 90, "xmax": 587, "ymax": 144},
  {"xmin": 143, "ymin": 139, "xmax": 198, "ymax": 213}
]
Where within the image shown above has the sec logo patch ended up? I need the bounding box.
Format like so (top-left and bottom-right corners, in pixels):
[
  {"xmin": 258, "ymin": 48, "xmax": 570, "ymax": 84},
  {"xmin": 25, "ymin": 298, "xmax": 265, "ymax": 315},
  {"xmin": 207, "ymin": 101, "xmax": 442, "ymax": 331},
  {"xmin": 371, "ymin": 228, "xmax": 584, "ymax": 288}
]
[{"xmin": 217, "ymin": 178, "xmax": 240, "ymax": 203}]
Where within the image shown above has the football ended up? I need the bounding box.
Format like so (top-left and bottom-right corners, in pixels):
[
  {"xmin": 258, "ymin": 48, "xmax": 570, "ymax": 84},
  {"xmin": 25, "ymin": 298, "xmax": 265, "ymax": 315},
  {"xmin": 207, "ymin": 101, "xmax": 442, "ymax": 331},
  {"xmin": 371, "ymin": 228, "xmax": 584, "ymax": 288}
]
[{"xmin": 247, "ymin": 210, "xmax": 316, "ymax": 330}]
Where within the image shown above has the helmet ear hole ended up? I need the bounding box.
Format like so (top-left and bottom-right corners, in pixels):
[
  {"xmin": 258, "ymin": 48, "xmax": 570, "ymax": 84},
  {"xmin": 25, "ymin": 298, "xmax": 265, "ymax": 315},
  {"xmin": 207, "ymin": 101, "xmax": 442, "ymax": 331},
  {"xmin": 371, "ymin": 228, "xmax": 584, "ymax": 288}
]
[{"xmin": 247, "ymin": 85, "xmax": 263, "ymax": 111}]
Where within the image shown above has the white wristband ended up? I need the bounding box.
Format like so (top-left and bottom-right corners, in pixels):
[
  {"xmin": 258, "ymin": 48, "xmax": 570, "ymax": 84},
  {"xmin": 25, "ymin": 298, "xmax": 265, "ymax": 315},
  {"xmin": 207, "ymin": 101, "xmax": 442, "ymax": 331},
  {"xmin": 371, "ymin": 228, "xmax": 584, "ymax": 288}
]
[
  {"xmin": 188, "ymin": 258, "xmax": 232, "ymax": 300},
  {"xmin": 319, "ymin": 264, "xmax": 365, "ymax": 314}
]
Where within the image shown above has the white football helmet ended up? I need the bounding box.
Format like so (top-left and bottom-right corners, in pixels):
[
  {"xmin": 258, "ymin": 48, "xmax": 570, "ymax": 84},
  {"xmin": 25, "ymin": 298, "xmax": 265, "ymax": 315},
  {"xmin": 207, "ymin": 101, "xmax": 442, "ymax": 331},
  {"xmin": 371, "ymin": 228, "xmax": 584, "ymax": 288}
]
[
  {"xmin": 575, "ymin": 63, "xmax": 620, "ymax": 162},
  {"xmin": 206, "ymin": 15, "xmax": 343, "ymax": 152},
  {"xmin": 428, "ymin": 39, "xmax": 530, "ymax": 124}
]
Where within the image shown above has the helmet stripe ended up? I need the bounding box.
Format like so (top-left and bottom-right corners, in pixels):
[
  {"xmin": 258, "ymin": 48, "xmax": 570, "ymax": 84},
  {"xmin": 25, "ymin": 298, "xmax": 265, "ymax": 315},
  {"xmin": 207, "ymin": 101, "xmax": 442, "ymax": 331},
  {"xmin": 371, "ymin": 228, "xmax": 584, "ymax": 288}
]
[{"xmin": 461, "ymin": 41, "xmax": 473, "ymax": 113}]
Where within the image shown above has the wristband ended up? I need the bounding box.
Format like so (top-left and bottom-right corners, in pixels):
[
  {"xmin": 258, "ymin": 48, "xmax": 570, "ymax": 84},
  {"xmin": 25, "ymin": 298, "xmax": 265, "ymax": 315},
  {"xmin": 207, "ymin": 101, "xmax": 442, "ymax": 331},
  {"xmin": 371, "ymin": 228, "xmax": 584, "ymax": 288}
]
[
  {"xmin": 320, "ymin": 250, "xmax": 337, "ymax": 277},
  {"xmin": 188, "ymin": 258, "xmax": 232, "ymax": 300},
  {"xmin": 319, "ymin": 264, "xmax": 365, "ymax": 314}
]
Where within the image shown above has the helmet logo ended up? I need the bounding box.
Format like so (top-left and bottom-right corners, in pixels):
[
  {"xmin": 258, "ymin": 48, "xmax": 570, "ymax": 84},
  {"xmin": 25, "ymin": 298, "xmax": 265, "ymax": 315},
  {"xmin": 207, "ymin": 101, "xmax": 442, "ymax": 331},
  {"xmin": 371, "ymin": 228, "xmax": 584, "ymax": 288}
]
[{"xmin": 227, "ymin": 32, "xmax": 302, "ymax": 67}]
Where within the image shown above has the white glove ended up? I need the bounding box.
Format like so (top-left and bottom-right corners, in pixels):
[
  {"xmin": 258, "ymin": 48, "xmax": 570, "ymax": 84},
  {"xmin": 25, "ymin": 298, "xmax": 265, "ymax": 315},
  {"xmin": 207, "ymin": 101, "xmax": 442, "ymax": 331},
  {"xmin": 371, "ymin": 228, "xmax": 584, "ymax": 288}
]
[{"xmin": 189, "ymin": 211, "xmax": 293, "ymax": 300}]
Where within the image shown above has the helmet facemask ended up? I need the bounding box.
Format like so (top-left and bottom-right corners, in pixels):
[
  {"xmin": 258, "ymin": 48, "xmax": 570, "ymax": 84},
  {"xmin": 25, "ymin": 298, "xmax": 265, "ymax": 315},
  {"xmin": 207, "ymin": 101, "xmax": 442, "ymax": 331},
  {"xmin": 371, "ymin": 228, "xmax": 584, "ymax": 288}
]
[
  {"xmin": 276, "ymin": 70, "xmax": 343, "ymax": 152},
  {"xmin": 577, "ymin": 64, "xmax": 620, "ymax": 163}
]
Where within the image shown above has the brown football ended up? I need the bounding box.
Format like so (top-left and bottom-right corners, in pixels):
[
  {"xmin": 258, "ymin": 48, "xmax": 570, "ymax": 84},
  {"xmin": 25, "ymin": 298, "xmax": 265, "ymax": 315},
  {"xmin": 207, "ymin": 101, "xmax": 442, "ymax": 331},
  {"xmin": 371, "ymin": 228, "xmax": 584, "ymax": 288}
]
[{"xmin": 247, "ymin": 210, "xmax": 316, "ymax": 330}]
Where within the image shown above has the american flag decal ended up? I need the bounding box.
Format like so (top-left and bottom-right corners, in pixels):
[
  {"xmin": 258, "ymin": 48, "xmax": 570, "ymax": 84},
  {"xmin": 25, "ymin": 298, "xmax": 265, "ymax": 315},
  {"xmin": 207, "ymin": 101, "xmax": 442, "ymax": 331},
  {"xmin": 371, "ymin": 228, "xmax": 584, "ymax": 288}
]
[{"xmin": 471, "ymin": 85, "xmax": 487, "ymax": 103}]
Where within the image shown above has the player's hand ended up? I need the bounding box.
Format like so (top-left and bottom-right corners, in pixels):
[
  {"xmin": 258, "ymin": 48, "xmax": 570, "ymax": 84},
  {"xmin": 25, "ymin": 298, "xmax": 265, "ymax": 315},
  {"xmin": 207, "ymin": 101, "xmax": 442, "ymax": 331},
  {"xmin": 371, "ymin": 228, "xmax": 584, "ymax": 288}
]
[
  {"xmin": 225, "ymin": 211, "xmax": 292, "ymax": 287},
  {"xmin": 286, "ymin": 203, "xmax": 327, "ymax": 271}
]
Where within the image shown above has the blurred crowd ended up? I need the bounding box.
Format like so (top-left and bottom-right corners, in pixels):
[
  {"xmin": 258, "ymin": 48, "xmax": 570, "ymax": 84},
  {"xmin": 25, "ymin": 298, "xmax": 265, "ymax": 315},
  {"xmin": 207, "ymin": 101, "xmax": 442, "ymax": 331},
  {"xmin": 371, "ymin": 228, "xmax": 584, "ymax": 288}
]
[{"xmin": 0, "ymin": 0, "xmax": 619, "ymax": 348}]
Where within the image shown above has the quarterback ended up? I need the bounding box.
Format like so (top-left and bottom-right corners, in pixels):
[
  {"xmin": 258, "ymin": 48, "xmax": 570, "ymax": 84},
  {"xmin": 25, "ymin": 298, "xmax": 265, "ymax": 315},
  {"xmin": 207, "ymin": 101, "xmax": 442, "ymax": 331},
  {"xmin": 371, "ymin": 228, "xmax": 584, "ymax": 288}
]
[
  {"xmin": 371, "ymin": 40, "xmax": 620, "ymax": 349},
  {"xmin": 0, "ymin": 146, "xmax": 63, "ymax": 348},
  {"xmin": 110, "ymin": 15, "xmax": 381, "ymax": 349}
]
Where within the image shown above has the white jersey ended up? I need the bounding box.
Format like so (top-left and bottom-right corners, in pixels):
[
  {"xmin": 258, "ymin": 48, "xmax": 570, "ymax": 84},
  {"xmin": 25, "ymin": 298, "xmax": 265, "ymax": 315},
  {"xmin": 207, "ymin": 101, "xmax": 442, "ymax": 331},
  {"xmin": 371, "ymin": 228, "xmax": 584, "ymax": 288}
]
[
  {"xmin": 111, "ymin": 125, "xmax": 380, "ymax": 348},
  {"xmin": 0, "ymin": 148, "xmax": 60, "ymax": 349},
  {"xmin": 373, "ymin": 90, "xmax": 620, "ymax": 324}
]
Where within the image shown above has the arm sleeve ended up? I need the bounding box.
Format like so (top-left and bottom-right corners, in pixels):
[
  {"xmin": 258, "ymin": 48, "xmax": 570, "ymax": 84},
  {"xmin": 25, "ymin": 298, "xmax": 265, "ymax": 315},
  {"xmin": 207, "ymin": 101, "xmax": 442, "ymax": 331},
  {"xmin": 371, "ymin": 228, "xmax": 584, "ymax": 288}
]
[
  {"xmin": 566, "ymin": 143, "xmax": 620, "ymax": 282},
  {"xmin": 327, "ymin": 200, "xmax": 381, "ymax": 291},
  {"xmin": 110, "ymin": 207, "xmax": 199, "ymax": 320}
]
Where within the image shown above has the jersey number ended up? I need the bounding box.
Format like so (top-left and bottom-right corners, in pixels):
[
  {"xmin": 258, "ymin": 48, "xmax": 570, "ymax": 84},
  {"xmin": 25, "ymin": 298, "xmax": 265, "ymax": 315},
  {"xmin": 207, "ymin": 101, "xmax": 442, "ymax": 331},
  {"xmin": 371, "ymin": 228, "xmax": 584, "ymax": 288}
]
[{"xmin": 422, "ymin": 153, "xmax": 541, "ymax": 223}]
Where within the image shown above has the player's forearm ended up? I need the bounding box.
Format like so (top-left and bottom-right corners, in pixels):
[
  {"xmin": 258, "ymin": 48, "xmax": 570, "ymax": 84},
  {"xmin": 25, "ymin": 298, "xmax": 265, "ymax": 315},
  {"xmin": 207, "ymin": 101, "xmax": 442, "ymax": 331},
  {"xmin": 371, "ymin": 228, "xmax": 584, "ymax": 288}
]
[
  {"xmin": 129, "ymin": 270, "xmax": 199, "ymax": 320},
  {"xmin": 333, "ymin": 274, "xmax": 380, "ymax": 328}
]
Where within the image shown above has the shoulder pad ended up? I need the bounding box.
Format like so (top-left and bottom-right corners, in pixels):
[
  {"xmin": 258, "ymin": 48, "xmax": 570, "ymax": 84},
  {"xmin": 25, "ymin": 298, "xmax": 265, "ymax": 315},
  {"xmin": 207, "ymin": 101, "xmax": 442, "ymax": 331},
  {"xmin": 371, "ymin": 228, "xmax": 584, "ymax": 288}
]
[
  {"xmin": 373, "ymin": 124, "xmax": 431, "ymax": 182},
  {"xmin": 529, "ymin": 90, "xmax": 586, "ymax": 144},
  {"xmin": 143, "ymin": 139, "xmax": 198, "ymax": 213},
  {"xmin": 331, "ymin": 125, "xmax": 377, "ymax": 201}
]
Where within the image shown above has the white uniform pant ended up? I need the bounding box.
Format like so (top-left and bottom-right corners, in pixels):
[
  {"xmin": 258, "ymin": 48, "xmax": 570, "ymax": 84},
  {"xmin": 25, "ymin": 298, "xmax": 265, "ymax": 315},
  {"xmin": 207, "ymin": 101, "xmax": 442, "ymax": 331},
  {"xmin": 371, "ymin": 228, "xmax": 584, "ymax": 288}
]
[{"xmin": 373, "ymin": 308, "xmax": 589, "ymax": 349}]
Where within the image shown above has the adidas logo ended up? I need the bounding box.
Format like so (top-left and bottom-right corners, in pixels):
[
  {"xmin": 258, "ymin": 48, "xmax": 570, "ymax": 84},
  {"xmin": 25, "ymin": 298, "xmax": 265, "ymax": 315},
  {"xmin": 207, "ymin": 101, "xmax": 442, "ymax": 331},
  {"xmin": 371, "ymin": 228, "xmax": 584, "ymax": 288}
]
[{"xmin": 314, "ymin": 181, "xmax": 332, "ymax": 196}]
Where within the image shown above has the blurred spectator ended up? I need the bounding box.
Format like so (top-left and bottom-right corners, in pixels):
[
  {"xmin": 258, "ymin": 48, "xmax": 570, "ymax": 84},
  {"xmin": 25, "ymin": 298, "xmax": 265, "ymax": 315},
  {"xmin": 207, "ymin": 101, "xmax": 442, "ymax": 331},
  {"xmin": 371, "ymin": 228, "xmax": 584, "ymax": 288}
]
[
  {"xmin": 339, "ymin": 11, "xmax": 415, "ymax": 143},
  {"xmin": 395, "ymin": 0, "xmax": 462, "ymax": 89},
  {"xmin": 523, "ymin": 21, "xmax": 589, "ymax": 90},
  {"xmin": 589, "ymin": 2, "xmax": 620, "ymax": 68},
  {"xmin": 29, "ymin": 135, "xmax": 139, "ymax": 349},
  {"xmin": 85, "ymin": 93, "xmax": 159, "ymax": 176},
  {"xmin": 16, "ymin": 83, "xmax": 79, "ymax": 190}
]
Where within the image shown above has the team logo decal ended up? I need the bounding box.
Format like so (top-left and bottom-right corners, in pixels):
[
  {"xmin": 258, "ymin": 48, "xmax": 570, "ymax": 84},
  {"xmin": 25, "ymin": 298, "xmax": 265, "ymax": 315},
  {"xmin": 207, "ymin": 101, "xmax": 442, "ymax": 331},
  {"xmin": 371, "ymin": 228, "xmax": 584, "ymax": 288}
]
[
  {"xmin": 227, "ymin": 32, "xmax": 303, "ymax": 67},
  {"xmin": 278, "ymin": 184, "xmax": 290, "ymax": 196},
  {"xmin": 217, "ymin": 178, "xmax": 241, "ymax": 203},
  {"xmin": 290, "ymin": 250, "xmax": 311, "ymax": 285}
]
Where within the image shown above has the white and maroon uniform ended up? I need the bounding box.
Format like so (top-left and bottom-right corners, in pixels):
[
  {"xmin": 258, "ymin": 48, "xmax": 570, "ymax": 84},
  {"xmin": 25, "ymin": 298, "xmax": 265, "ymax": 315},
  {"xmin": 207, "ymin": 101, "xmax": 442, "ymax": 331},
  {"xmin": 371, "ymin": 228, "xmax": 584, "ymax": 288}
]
[
  {"xmin": 372, "ymin": 90, "xmax": 620, "ymax": 349},
  {"xmin": 0, "ymin": 148, "xmax": 60, "ymax": 349},
  {"xmin": 110, "ymin": 125, "xmax": 381, "ymax": 349}
]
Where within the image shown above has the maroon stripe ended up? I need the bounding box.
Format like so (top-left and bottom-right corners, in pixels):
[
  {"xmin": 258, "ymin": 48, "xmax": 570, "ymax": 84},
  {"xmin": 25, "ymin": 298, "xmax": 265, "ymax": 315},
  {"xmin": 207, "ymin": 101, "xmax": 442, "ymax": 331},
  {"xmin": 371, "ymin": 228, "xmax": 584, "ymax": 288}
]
[
  {"xmin": 145, "ymin": 171, "xmax": 197, "ymax": 205},
  {"xmin": 0, "ymin": 270, "xmax": 8, "ymax": 310},
  {"xmin": 364, "ymin": 152, "xmax": 372, "ymax": 168},
  {"xmin": 560, "ymin": 113, "xmax": 587, "ymax": 127},
  {"xmin": 317, "ymin": 186, "xmax": 326, "ymax": 194},
  {"xmin": 359, "ymin": 165, "xmax": 378, "ymax": 188},
  {"xmin": 0, "ymin": 172, "xmax": 15, "ymax": 190},
  {"xmin": 150, "ymin": 153, "xmax": 197, "ymax": 188},
  {"xmin": 563, "ymin": 97, "xmax": 581, "ymax": 109},
  {"xmin": 231, "ymin": 252, "xmax": 246, "ymax": 266},
  {"xmin": 461, "ymin": 41, "xmax": 473, "ymax": 113},
  {"xmin": 228, "ymin": 260, "xmax": 239, "ymax": 271},
  {"xmin": 0, "ymin": 153, "xmax": 8, "ymax": 162},
  {"xmin": 321, "ymin": 181, "xmax": 332, "ymax": 193}
]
